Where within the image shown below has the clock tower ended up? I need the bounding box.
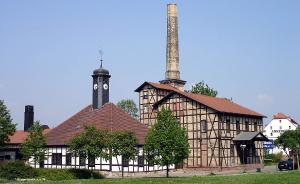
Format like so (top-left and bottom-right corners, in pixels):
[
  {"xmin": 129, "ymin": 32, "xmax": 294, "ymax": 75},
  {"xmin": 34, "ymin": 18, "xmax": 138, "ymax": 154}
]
[{"xmin": 92, "ymin": 62, "xmax": 110, "ymax": 109}]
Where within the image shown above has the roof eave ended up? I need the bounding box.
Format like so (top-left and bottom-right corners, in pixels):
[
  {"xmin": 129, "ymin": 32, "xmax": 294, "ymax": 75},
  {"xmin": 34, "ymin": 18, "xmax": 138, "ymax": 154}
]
[
  {"xmin": 134, "ymin": 81, "xmax": 149, "ymax": 92},
  {"xmin": 220, "ymin": 111, "xmax": 267, "ymax": 118}
]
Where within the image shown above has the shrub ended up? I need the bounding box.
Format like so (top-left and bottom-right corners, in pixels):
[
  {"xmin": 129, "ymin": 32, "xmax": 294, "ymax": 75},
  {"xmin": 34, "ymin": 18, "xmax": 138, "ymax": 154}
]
[
  {"xmin": 0, "ymin": 161, "xmax": 104, "ymax": 180},
  {"xmin": 264, "ymin": 152, "xmax": 283, "ymax": 163},
  {"xmin": 0, "ymin": 161, "xmax": 38, "ymax": 180},
  {"xmin": 36, "ymin": 168, "xmax": 104, "ymax": 180},
  {"xmin": 208, "ymin": 172, "xmax": 216, "ymax": 176},
  {"xmin": 264, "ymin": 159, "xmax": 273, "ymax": 166},
  {"xmin": 273, "ymin": 152, "xmax": 283, "ymax": 163},
  {"xmin": 36, "ymin": 169, "xmax": 73, "ymax": 180}
]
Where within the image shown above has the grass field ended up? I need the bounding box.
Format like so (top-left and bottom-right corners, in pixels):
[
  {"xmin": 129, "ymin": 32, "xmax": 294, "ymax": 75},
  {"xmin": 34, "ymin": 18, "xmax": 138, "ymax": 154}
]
[{"xmin": 1, "ymin": 171, "xmax": 299, "ymax": 184}]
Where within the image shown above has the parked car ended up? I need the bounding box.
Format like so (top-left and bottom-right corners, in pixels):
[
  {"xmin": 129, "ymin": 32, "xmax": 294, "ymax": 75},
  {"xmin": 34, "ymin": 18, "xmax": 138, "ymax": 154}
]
[{"xmin": 278, "ymin": 159, "xmax": 294, "ymax": 171}]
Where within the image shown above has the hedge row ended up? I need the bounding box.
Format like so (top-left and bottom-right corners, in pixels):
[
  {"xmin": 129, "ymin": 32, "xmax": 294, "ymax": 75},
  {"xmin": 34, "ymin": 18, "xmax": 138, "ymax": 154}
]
[
  {"xmin": 264, "ymin": 152, "xmax": 283, "ymax": 163},
  {"xmin": 0, "ymin": 161, "xmax": 104, "ymax": 180}
]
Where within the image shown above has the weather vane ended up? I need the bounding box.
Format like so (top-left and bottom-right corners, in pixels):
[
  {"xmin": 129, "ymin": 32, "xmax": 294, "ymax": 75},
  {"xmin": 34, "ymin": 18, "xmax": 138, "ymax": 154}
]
[{"xmin": 99, "ymin": 49, "xmax": 103, "ymax": 68}]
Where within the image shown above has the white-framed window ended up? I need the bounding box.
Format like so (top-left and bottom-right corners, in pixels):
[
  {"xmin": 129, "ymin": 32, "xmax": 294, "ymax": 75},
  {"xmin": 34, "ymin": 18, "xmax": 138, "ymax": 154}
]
[
  {"xmin": 52, "ymin": 153, "xmax": 62, "ymax": 165},
  {"xmin": 280, "ymin": 126, "xmax": 282, "ymax": 130},
  {"xmin": 289, "ymin": 126, "xmax": 291, "ymax": 129},
  {"xmin": 66, "ymin": 153, "xmax": 72, "ymax": 166}
]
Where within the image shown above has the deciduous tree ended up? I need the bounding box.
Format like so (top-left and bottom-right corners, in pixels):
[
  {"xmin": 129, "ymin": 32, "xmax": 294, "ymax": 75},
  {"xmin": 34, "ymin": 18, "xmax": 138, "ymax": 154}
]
[
  {"xmin": 0, "ymin": 100, "xmax": 16, "ymax": 148},
  {"xmin": 275, "ymin": 127, "xmax": 300, "ymax": 170},
  {"xmin": 117, "ymin": 99, "xmax": 139, "ymax": 118},
  {"xmin": 68, "ymin": 125, "xmax": 110, "ymax": 163},
  {"xmin": 144, "ymin": 108, "xmax": 189, "ymax": 177},
  {"xmin": 109, "ymin": 131, "xmax": 138, "ymax": 177},
  {"xmin": 190, "ymin": 81, "xmax": 218, "ymax": 97},
  {"xmin": 21, "ymin": 121, "xmax": 47, "ymax": 164}
]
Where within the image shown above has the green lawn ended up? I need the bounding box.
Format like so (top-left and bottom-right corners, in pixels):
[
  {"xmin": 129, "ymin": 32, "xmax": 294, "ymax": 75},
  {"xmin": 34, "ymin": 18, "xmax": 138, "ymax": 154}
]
[{"xmin": 1, "ymin": 171, "xmax": 300, "ymax": 184}]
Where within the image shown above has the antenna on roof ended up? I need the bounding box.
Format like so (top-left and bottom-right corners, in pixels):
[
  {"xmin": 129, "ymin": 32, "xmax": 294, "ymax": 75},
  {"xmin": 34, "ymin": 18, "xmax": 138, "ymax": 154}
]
[{"xmin": 99, "ymin": 49, "xmax": 103, "ymax": 68}]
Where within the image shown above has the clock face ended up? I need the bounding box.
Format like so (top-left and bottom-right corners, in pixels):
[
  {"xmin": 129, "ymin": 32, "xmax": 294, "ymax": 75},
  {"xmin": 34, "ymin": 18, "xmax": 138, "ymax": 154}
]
[
  {"xmin": 93, "ymin": 83, "xmax": 98, "ymax": 90},
  {"xmin": 103, "ymin": 83, "xmax": 109, "ymax": 90}
]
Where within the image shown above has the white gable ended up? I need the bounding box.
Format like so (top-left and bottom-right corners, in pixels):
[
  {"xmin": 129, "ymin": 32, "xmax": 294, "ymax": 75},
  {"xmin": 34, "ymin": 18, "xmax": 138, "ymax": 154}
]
[{"xmin": 263, "ymin": 118, "xmax": 298, "ymax": 140}]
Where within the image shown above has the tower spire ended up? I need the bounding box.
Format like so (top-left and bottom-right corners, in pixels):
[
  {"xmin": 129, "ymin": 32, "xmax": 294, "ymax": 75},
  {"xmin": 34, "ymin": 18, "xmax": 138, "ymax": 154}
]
[
  {"xmin": 99, "ymin": 50, "xmax": 103, "ymax": 68},
  {"xmin": 92, "ymin": 51, "xmax": 111, "ymax": 109},
  {"xmin": 160, "ymin": 4, "xmax": 186, "ymax": 90}
]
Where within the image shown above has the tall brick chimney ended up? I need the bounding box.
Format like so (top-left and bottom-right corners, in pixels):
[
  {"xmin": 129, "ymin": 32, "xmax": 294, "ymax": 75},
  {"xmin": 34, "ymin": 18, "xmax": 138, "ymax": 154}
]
[
  {"xmin": 24, "ymin": 105, "xmax": 34, "ymax": 131},
  {"xmin": 160, "ymin": 4, "xmax": 186, "ymax": 90}
]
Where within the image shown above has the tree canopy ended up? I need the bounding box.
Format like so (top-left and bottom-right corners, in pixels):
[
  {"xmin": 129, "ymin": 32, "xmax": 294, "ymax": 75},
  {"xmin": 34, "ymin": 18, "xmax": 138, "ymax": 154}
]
[
  {"xmin": 144, "ymin": 108, "xmax": 190, "ymax": 177},
  {"xmin": 117, "ymin": 99, "xmax": 139, "ymax": 118},
  {"xmin": 21, "ymin": 121, "xmax": 47, "ymax": 164},
  {"xmin": 68, "ymin": 125, "xmax": 110, "ymax": 161},
  {"xmin": 0, "ymin": 100, "xmax": 16, "ymax": 148},
  {"xmin": 190, "ymin": 81, "xmax": 218, "ymax": 97},
  {"xmin": 275, "ymin": 127, "xmax": 300, "ymax": 170},
  {"xmin": 109, "ymin": 131, "xmax": 138, "ymax": 177},
  {"xmin": 68, "ymin": 125, "xmax": 138, "ymax": 176}
]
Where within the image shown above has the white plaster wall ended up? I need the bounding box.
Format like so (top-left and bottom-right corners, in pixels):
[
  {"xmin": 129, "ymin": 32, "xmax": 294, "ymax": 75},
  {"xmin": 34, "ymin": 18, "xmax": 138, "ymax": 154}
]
[
  {"xmin": 29, "ymin": 146, "xmax": 174, "ymax": 172},
  {"xmin": 263, "ymin": 118, "xmax": 298, "ymax": 154}
]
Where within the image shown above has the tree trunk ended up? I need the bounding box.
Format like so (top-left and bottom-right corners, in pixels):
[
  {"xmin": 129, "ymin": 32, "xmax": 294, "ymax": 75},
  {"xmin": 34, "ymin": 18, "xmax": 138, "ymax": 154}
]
[
  {"xmin": 166, "ymin": 164, "xmax": 169, "ymax": 178},
  {"xmin": 122, "ymin": 164, "xmax": 124, "ymax": 178},
  {"xmin": 292, "ymin": 154, "xmax": 295, "ymax": 170},
  {"xmin": 297, "ymin": 154, "xmax": 300, "ymax": 170}
]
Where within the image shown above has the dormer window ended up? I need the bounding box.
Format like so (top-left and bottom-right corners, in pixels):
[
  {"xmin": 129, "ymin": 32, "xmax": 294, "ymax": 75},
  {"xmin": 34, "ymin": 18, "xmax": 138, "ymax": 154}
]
[{"xmin": 270, "ymin": 126, "xmax": 272, "ymax": 130}]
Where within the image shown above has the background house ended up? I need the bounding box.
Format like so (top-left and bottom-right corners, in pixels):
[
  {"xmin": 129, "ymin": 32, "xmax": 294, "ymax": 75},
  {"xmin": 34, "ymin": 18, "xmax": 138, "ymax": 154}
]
[{"xmin": 263, "ymin": 112, "xmax": 298, "ymax": 154}]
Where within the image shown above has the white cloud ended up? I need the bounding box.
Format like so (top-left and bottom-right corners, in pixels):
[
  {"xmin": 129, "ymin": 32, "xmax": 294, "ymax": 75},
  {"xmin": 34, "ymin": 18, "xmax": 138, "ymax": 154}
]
[{"xmin": 257, "ymin": 94, "xmax": 273, "ymax": 104}]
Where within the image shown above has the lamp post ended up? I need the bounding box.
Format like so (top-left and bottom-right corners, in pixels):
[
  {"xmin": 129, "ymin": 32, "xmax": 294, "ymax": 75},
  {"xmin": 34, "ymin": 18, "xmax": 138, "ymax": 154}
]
[{"xmin": 240, "ymin": 144, "xmax": 246, "ymax": 173}]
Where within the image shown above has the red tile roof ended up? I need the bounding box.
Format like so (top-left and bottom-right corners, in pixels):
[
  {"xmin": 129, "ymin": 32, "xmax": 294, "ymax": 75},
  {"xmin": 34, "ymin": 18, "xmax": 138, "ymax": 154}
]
[
  {"xmin": 137, "ymin": 82, "xmax": 265, "ymax": 118},
  {"xmin": 46, "ymin": 103, "xmax": 148, "ymax": 146},
  {"xmin": 273, "ymin": 112, "xmax": 298, "ymax": 125},
  {"xmin": 273, "ymin": 113, "xmax": 289, "ymax": 119},
  {"xmin": 8, "ymin": 129, "xmax": 51, "ymax": 144},
  {"xmin": 8, "ymin": 131, "xmax": 29, "ymax": 144}
]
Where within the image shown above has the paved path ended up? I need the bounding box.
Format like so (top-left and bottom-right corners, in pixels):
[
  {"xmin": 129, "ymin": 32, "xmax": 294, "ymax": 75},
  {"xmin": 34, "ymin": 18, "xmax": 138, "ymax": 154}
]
[
  {"xmin": 168, "ymin": 165, "xmax": 278, "ymax": 177},
  {"xmin": 106, "ymin": 165, "xmax": 280, "ymax": 178}
]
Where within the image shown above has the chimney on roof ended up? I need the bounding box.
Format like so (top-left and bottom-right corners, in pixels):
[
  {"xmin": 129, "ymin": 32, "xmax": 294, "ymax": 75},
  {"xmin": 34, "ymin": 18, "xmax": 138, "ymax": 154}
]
[{"xmin": 24, "ymin": 105, "xmax": 34, "ymax": 131}]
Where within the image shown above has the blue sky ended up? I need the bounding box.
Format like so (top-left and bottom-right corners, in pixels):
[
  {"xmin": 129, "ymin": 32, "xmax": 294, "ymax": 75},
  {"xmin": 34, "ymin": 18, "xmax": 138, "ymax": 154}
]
[{"xmin": 1, "ymin": 0, "xmax": 299, "ymax": 129}]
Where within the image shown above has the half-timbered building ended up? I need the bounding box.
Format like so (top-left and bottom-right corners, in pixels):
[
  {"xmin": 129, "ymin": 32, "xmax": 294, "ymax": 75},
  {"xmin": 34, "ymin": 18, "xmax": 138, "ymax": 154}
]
[
  {"xmin": 135, "ymin": 82, "xmax": 267, "ymax": 168},
  {"xmin": 4, "ymin": 59, "xmax": 174, "ymax": 173},
  {"xmin": 135, "ymin": 4, "xmax": 268, "ymax": 169},
  {"xmin": 27, "ymin": 62, "xmax": 172, "ymax": 172},
  {"xmin": 40, "ymin": 102, "xmax": 168, "ymax": 172}
]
